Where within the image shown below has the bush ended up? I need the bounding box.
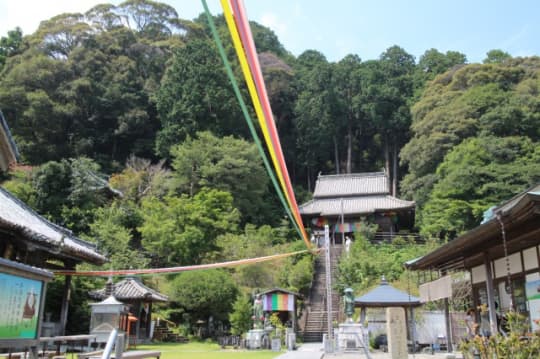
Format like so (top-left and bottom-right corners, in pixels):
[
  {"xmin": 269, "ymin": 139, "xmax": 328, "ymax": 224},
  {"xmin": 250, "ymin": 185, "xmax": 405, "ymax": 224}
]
[{"xmin": 459, "ymin": 311, "xmax": 540, "ymax": 359}]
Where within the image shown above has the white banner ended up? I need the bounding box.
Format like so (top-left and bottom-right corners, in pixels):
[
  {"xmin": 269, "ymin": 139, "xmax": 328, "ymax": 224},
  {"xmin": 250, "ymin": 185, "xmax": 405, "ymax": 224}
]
[{"xmin": 419, "ymin": 275, "xmax": 452, "ymax": 302}]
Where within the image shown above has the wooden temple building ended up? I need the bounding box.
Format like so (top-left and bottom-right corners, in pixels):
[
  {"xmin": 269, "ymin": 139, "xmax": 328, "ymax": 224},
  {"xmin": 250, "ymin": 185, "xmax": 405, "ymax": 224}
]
[
  {"xmin": 299, "ymin": 172, "xmax": 416, "ymax": 244},
  {"xmin": 1, "ymin": 113, "xmax": 107, "ymax": 338},
  {"xmin": 406, "ymin": 183, "xmax": 540, "ymax": 349},
  {"xmin": 91, "ymin": 277, "xmax": 168, "ymax": 342}
]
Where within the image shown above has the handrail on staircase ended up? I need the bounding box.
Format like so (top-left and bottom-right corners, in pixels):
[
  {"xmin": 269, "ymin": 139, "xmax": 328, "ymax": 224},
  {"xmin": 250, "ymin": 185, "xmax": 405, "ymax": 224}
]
[{"xmin": 301, "ymin": 253, "xmax": 319, "ymax": 334}]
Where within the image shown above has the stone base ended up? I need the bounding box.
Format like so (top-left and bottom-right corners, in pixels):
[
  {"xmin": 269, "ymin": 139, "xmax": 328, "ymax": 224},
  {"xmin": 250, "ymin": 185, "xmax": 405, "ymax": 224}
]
[
  {"xmin": 246, "ymin": 329, "xmax": 265, "ymax": 349},
  {"xmin": 337, "ymin": 323, "xmax": 366, "ymax": 351}
]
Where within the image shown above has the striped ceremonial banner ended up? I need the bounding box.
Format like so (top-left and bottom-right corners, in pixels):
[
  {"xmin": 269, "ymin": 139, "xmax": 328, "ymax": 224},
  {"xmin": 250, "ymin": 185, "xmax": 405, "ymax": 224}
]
[{"xmin": 263, "ymin": 292, "xmax": 295, "ymax": 311}]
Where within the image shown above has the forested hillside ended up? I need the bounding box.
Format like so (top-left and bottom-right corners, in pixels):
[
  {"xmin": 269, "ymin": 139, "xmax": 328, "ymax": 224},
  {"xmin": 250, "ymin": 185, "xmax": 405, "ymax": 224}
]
[{"xmin": 1, "ymin": 0, "xmax": 539, "ymax": 333}]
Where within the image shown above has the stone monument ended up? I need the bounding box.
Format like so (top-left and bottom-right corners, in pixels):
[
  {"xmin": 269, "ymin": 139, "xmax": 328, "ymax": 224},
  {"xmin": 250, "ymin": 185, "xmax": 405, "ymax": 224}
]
[
  {"xmin": 246, "ymin": 294, "xmax": 266, "ymax": 349},
  {"xmin": 386, "ymin": 307, "xmax": 408, "ymax": 359},
  {"xmin": 338, "ymin": 288, "xmax": 366, "ymax": 352},
  {"xmin": 343, "ymin": 287, "xmax": 355, "ymax": 322}
]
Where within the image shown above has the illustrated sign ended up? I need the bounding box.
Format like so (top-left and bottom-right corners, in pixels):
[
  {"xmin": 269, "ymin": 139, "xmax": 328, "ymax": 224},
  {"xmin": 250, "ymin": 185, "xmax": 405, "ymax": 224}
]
[
  {"xmin": 525, "ymin": 277, "xmax": 540, "ymax": 331},
  {"xmin": 0, "ymin": 273, "xmax": 43, "ymax": 339}
]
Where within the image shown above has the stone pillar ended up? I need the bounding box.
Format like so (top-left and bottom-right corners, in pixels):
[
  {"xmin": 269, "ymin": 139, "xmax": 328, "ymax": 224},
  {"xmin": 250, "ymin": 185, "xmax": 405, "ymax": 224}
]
[{"xmin": 386, "ymin": 307, "xmax": 407, "ymax": 359}]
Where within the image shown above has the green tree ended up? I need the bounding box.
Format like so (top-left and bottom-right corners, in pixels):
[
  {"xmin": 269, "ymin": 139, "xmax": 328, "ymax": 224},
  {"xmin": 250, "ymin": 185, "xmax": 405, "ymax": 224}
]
[
  {"xmin": 0, "ymin": 27, "xmax": 24, "ymax": 71},
  {"xmin": 229, "ymin": 294, "xmax": 253, "ymax": 335},
  {"xmin": 484, "ymin": 49, "xmax": 512, "ymax": 64},
  {"xmin": 414, "ymin": 48, "xmax": 467, "ymax": 97},
  {"xmin": 170, "ymin": 269, "xmax": 239, "ymax": 324},
  {"xmin": 0, "ymin": 52, "xmax": 74, "ymax": 162},
  {"xmin": 367, "ymin": 46, "xmax": 416, "ymax": 193},
  {"xmin": 420, "ymin": 136, "xmax": 540, "ymax": 237},
  {"xmin": 139, "ymin": 188, "xmax": 240, "ymax": 266},
  {"xmin": 293, "ymin": 50, "xmax": 339, "ymax": 186},
  {"xmin": 155, "ymin": 39, "xmax": 244, "ymax": 158},
  {"xmin": 109, "ymin": 156, "xmax": 174, "ymax": 202},
  {"xmin": 337, "ymin": 234, "xmax": 437, "ymax": 294},
  {"xmin": 85, "ymin": 201, "xmax": 149, "ymax": 270},
  {"xmin": 401, "ymin": 57, "xmax": 540, "ymax": 206},
  {"xmin": 31, "ymin": 158, "xmax": 112, "ymax": 231},
  {"xmin": 170, "ymin": 131, "xmax": 269, "ymax": 225},
  {"xmin": 215, "ymin": 224, "xmax": 283, "ymax": 289},
  {"xmin": 0, "ymin": 1, "xmax": 179, "ymax": 166},
  {"xmin": 333, "ymin": 54, "xmax": 366, "ymax": 173}
]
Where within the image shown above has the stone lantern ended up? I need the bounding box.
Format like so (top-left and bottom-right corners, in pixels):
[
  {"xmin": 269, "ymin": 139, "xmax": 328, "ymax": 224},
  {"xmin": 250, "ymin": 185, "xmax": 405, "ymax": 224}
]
[{"xmin": 89, "ymin": 296, "xmax": 129, "ymax": 344}]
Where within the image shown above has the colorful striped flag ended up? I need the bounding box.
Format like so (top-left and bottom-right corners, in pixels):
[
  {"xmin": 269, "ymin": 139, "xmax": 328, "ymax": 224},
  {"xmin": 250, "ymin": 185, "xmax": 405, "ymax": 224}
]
[{"xmin": 263, "ymin": 292, "xmax": 295, "ymax": 311}]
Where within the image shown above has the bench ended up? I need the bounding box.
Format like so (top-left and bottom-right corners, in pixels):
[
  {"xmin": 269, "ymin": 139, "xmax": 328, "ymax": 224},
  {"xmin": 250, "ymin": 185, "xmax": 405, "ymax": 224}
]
[
  {"xmin": 121, "ymin": 351, "xmax": 161, "ymax": 359},
  {"xmin": 77, "ymin": 351, "xmax": 104, "ymax": 359},
  {"xmin": 84, "ymin": 350, "xmax": 161, "ymax": 359}
]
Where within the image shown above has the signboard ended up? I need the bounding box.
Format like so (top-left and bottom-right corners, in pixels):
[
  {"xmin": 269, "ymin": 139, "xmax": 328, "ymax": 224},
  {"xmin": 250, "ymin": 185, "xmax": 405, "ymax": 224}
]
[
  {"xmin": 0, "ymin": 273, "xmax": 44, "ymax": 339},
  {"xmin": 525, "ymin": 273, "xmax": 540, "ymax": 332},
  {"xmin": 0, "ymin": 257, "xmax": 53, "ymax": 348}
]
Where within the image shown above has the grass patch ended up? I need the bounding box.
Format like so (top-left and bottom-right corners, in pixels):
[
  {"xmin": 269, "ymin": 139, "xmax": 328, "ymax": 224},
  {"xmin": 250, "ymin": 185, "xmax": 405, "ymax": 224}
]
[{"xmin": 133, "ymin": 342, "xmax": 282, "ymax": 359}]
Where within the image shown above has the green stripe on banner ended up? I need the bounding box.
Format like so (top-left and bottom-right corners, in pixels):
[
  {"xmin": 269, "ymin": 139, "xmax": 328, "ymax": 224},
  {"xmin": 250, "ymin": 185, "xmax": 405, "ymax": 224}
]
[{"xmin": 201, "ymin": 0, "xmax": 304, "ymax": 240}]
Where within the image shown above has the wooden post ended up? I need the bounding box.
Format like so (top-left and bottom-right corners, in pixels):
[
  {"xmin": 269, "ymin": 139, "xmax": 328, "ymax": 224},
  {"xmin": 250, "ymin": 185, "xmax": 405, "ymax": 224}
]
[
  {"xmin": 59, "ymin": 275, "xmax": 72, "ymax": 335},
  {"xmin": 484, "ymin": 252, "xmax": 498, "ymax": 335},
  {"xmin": 410, "ymin": 306, "xmax": 417, "ymax": 353},
  {"xmin": 148, "ymin": 302, "xmax": 153, "ymax": 340},
  {"xmin": 444, "ymin": 298, "xmax": 452, "ymax": 352}
]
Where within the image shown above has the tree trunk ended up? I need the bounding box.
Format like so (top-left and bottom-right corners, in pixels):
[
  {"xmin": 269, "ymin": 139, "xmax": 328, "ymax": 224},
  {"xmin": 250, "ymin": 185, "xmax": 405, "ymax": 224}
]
[
  {"xmin": 346, "ymin": 125, "xmax": 352, "ymax": 174},
  {"xmin": 384, "ymin": 134, "xmax": 391, "ymax": 192},
  {"xmin": 307, "ymin": 166, "xmax": 312, "ymax": 193},
  {"xmin": 392, "ymin": 142, "xmax": 398, "ymax": 196},
  {"xmin": 334, "ymin": 136, "xmax": 340, "ymax": 174}
]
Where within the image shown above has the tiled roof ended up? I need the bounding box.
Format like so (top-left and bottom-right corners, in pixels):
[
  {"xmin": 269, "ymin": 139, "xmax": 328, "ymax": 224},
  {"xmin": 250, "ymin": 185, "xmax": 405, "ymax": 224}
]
[
  {"xmin": 0, "ymin": 110, "xmax": 19, "ymax": 171},
  {"xmin": 0, "ymin": 257, "xmax": 54, "ymax": 280},
  {"xmin": 258, "ymin": 287, "xmax": 302, "ymax": 298},
  {"xmin": 299, "ymin": 195, "xmax": 415, "ymax": 216},
  {"xmin": 91, "ymin": 277, "xmax": 168, "ymax": 302},
  {"xmin": 313, "ymin": 172, "xmax": 389, "ymax": 198},
  {"xmin": 355, "ymin": 278, "xmax": 421, "ymax": 307},
  {"xmin": 0, "ymin": 187, "xmax": 107, "ymax": 265}
]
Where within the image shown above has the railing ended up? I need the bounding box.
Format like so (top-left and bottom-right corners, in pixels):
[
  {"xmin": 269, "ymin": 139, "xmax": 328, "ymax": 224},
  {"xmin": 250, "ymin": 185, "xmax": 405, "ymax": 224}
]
[
  {"xmin": 100, "ymin": 329, "xmax": 119, "ymax": 359},
  {"xmin": 371, "ymin": 232, "xmax": 425, "ymax": 243},
  {"xmin": 154, "ymin": 317, "xmax": 176, "ymax": 329}
]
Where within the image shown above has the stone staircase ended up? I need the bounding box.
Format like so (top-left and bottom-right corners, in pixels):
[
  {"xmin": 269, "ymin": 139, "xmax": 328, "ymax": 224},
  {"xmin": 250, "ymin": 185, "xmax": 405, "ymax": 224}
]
[
  {"xmin": 301, "ymin": 244, "xmax": 343, "ymax": 342},
  {"xmin": 152, "ymin": 319, "xmax": 188, "ymax": 343}
]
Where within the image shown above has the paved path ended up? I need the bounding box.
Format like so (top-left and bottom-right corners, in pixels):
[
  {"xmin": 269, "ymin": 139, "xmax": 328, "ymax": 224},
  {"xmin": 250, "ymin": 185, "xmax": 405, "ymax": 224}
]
[
  {"xmin": 273, "ymin": 343, "xmax": 324, "ymax": 359},
  {"xmin": 324, "ymin": 352, "xmax": 463, "ymax": 359},
  {"xmin": 274, "ymin": 343, "xmax": 463, "ymax": 359}
]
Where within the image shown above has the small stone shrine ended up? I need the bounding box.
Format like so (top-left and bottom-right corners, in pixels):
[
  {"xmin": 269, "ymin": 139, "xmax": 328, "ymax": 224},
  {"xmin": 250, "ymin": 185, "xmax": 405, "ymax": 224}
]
[
  {"xmin": 90, "ymin": 276, "xmax": 168, "ymax": 342},
  {"xmin": 355, "ymin": 276, "xmax": 421, "ymax": 354}
]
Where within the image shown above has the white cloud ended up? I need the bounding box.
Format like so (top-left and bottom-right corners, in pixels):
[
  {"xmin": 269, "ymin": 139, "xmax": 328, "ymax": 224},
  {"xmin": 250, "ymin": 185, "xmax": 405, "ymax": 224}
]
[
  {"xmin": 0, "ymin": 0, "xmax": 118, "ymax": 36},
  {"xmin": 260, "ymin": 12, "xmax": 287, "ymax": 39}
]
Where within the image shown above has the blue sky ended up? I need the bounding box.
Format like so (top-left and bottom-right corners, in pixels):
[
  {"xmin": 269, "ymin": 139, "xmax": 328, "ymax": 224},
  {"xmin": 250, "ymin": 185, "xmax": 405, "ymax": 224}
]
[{"xmin": 1, "ymin": 0, "xmax": 539, "ymax": 63}]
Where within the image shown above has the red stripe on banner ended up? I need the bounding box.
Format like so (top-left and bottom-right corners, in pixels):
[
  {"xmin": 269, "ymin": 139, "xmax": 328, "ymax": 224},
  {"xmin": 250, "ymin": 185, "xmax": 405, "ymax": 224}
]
[
  {"xmin": 230, "ymin": 0, "xmax": 310, "ymax": 247},
  {"xmin": 53, "ymin": 248, "xmax": 321, "ymax": 277}
]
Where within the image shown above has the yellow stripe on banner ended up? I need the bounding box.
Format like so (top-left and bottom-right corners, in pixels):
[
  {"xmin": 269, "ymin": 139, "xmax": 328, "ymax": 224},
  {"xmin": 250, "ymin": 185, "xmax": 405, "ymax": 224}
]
[{"xmin": 220, "ymin": 0, "xmax": 294, "ymax": 212}]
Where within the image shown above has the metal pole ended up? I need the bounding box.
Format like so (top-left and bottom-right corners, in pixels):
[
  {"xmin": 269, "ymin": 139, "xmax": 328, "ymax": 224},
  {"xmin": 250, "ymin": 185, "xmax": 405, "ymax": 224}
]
[
  {"xmin": 101, "ymin": 329, "xmax": 118, "ymax": 359},
  {"xmin": 325, "ymin": 225, "xmax": 333, "ymax": 352},
  {"xmin": 340, "ymin": 198, "xmax": 345, "ymax": 244}
]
